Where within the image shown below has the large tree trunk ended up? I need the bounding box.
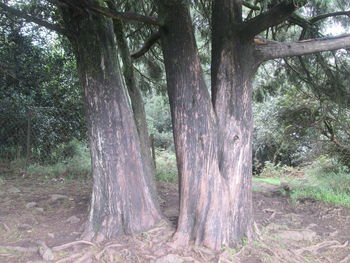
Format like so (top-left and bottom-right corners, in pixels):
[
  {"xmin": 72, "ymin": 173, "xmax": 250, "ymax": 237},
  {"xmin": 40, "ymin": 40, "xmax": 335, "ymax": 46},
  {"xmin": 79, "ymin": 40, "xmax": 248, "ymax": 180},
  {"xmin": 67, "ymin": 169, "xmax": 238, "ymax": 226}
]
[
  {"xmin": 157, "ymin": 0, "xmax": 255, "ymax": 249},
  {"xmin": 60, "ymin": 6, "xmax": 161, "ymax": 242},
  {"xmin": 112, "ymin": 18, "xmax": 157, "ymax": 199},
  {"xmin": 211, "ymin": 0, "xmax": 256, "ymax": 243}
]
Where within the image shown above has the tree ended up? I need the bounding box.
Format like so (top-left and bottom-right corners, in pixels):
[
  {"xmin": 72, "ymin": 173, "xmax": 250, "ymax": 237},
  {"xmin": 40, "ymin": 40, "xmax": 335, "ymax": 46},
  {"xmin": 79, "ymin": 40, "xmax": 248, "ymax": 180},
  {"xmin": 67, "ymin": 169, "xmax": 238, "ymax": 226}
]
[
  {"xmin": 1, "ymin": 0, "xmax": 350, "ymax": 249},
  {"xmin": 0, "ymin": 0, "xmax": 162, "ymax": 242},
  {"xmin": 155, "ymin": 0, "xmax": 350, "ymax": 249}
]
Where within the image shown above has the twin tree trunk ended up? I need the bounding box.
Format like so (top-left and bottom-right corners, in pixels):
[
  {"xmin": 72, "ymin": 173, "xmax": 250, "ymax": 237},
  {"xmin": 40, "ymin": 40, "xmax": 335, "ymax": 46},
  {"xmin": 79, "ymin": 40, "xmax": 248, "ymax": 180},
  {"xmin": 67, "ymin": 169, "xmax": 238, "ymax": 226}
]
[
  {"xmin": 60, "ymin": 6, "xmax": 161, "ymax": 242},
  {"xmin": 157, "ymin": 1, "xmax": 255, "ymax": 249}
]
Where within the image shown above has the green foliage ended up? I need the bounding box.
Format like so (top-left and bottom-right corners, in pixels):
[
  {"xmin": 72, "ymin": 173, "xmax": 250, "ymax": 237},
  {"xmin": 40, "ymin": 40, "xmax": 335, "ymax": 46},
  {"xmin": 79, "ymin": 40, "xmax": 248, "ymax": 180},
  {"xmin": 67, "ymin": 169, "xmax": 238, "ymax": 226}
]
[
  {"xmin": 155, "ymin": 149, "xmax": 178, "ymax": 182},
  {"xmin": 27, "ymin": 140, "xmax": 91, "ymax": 178},
  {"xmin": 145, "ymin": 94, "xmax": 174, "ymax": 150},
  {"xmin": 0, "ymin": 16, "xmax": 85, "ymax": 161},
  {"xmin": 258, "ymin": 161, "xmax": 286, "ymax": 178}
]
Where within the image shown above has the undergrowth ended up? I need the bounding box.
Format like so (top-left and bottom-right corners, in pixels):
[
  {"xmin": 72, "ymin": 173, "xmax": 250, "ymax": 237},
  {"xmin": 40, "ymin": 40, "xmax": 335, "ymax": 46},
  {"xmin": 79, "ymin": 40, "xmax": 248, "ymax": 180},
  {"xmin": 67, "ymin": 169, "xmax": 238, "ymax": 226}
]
[
  {"xmin": 27, "ymin": 140, "xmax": 91, "ymax": 179},
  {"xmin": 155, "ymin": 149, "xmax": 178, "ymax": 182},
  {"xmin": 291, "ymin": 158, "xmax": 350, "ymax": 206}
]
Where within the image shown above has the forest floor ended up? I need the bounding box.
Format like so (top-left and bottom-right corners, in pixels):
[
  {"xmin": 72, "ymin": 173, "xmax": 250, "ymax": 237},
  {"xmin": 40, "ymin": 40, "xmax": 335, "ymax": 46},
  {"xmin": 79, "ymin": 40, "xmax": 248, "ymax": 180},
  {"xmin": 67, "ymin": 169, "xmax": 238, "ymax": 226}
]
[{"xmin": 0, "ymin": 169, "xmax": 350, "ymax": 262}]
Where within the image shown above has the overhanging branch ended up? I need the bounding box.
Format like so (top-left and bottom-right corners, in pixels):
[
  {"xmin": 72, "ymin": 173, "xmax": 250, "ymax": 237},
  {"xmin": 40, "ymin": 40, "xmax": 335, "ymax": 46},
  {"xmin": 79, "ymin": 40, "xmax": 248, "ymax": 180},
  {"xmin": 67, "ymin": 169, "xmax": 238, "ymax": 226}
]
[
  {"xmin": 131, "ymin": 31, "xmax": 161, "ymax": 59},
  {"xmin": 82, "ymin": 1, "xmax": 162, "ymax": 26},
  {"xmin": 242, "ymin": 0, "xmax": 307, "ymax": 38},
  {"xmin": 255, "ymin": 34, "xmax": 350, "ymax": 61},
  {"xmin": 0, "ymin": 2, "xmax": 66, "ymax": 35}
]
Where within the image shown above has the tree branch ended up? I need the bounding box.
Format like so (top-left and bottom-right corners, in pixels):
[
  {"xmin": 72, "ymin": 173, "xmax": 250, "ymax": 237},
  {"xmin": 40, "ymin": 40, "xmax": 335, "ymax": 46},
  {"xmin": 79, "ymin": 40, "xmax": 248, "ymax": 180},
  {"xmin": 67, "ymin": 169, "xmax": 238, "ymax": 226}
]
[
  {"xmin": 242, "ymin": 0, "xmax": 307, "ymax": 38},
  {"xmin": 82, "ymin": 1, "xmax": 162, "ymax": 26},
  {"xmin": 131, "ymin": 31, "xmax": 161, "ymax": 59},
  {"xmin": 0, "ymin": 2, "xmax": 66, "ymax": 35},
  {"xmin": 243, "ymin": 1, "xmax": 260, "ymax": 11},
  {"xmin": 255, "ymin": 34, "xmax": 350, "ymax": 61},
  {"xmin": 310, "ymin": 11, "xmax": 350, "ymax": 23}
]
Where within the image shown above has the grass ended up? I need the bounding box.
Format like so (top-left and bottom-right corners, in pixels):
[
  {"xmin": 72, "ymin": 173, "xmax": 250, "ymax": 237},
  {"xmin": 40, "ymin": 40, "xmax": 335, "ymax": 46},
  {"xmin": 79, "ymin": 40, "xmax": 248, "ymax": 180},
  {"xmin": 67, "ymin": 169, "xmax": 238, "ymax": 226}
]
[
  {"xmin": 253, "ymin": 177, "xmax": 281, "ymax": 185},
  {"xmin": 254, "ymin": 158, "xmax": 350, "ymax": 207},
  {"xmin": 290, "ymin": 168, "xmax": 350, "ymax": 207}
]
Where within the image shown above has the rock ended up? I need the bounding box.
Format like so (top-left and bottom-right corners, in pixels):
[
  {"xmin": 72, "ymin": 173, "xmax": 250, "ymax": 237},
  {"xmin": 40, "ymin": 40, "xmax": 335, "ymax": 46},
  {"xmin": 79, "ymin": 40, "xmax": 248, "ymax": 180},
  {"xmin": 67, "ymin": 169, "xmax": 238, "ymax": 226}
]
[
  {"xmin": 66, "ymin": 215, "xmax": 80, "ymax": 224},
  {"xmin": 277, "ymin": 229, "xmax": 317, "ymax": 242},
  {"xmin": 38, "ymin": 244, "xmax": 54, "ymax": 261},
  {"xmin": 35, "ymin": 207, "xmax": 44, "ymax": 213},
  {"xmin": 155, "ymin": 254, "xmax": 184, "ymax": 263},
  {"xmin": 50, "ymin": 194, "xmax": 67, "ymax": 202},
  {"xmin": 48, "ymin": 233, "xmax": 55, "ymax": 238},
  {"xmin": 18, "ymin": 224, "xmax": 32, "ymax": 231},
  {"xmin": 8, "ymin": 186, "xmax": 21, "ymax": 193},
  {"xmin": 26, "ymin": 202, "xmax": 37, "ymax": 209}
]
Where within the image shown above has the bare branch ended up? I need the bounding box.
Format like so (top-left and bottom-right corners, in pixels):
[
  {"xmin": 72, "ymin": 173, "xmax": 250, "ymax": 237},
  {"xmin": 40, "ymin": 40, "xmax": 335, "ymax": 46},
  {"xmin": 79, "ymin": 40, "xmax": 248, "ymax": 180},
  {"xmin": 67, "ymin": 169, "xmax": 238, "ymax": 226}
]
[
  {"xmin": 0, "ymin": 2, "xmax": 66, "ymax": 35},
  {"xmin": 83, "ymin": 1, "xmax": 162, "ymax": 26},
  {"xmin": 242, "ymin": 0, "xmax": 307, "ymax": 38},
  {"xmin": 131, "ymin": 31, "xmax": 161, "ymax": 59},
  {"xmin": 255, "ymin": 34, "xmax": 350, "ymax": 61}
]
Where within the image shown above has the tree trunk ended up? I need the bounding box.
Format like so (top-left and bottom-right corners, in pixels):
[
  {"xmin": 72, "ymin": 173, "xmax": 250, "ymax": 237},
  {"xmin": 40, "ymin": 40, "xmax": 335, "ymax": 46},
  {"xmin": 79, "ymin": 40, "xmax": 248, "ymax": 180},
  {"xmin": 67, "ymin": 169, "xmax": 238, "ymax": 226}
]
[
  {"xmin": 157, "ymin": 1, "xmax": 254, "ymax": 250},
  {"xmin": 60, "ymin": 6, "xmax": 161, "ymax": 242},
  {"xmin": 112, "ymin": 18, "xmax": 157, "ymax": 200}
]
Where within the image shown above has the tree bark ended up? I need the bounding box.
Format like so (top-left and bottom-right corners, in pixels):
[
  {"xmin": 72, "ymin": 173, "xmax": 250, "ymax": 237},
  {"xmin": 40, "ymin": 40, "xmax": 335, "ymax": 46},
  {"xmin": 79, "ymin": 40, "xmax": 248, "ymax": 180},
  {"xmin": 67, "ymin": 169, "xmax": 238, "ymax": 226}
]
[
  {"xmin": 157, "ymin": 0, "xmax": 254, "ymax": 249},
  {"xmin": 112, "ymin": 18, "xmax": 157, "ymax": 201},
  {"xmin": 60, "ymin": 5, "xmax": 162, "ymax": 242}
]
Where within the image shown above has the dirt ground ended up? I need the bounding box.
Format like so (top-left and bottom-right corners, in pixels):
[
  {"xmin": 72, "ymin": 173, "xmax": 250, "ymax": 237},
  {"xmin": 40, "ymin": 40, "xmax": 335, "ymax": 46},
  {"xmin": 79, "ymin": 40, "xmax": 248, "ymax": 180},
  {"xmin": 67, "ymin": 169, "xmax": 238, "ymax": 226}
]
[{"xmin": 0, "ymin": 171, "xmax": 349, "ymax": 263}]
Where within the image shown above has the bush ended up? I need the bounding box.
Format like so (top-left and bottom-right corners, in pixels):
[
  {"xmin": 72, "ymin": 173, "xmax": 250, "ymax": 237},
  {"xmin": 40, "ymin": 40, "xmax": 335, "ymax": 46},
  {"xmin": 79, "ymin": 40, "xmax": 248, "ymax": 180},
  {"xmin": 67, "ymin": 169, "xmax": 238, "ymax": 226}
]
[
  {"xmin": 27, "ymin": 140, "xmax": 91, "ymax": 178},
  {"xmin": 155, "ymin": 149, "xmax": 178, "ymax": 182}
]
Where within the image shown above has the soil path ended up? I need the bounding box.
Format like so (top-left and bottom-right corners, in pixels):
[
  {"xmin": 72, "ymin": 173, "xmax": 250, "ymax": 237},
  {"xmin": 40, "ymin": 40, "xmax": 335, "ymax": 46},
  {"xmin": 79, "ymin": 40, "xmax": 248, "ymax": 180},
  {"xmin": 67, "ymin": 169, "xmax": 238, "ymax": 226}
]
[{"xmin": 0, "ymin": 176, "xmax": 349, "ymax": 262}]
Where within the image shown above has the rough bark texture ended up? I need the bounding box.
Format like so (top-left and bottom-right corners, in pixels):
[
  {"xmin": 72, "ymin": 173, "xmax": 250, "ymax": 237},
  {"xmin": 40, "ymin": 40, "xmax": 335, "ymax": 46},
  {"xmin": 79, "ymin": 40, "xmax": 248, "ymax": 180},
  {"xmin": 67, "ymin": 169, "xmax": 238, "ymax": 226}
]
[
  {"xmin": 157, "ymin": 0, "xmax": 254, "ymax": 249},
  {"xmin": 60, "ymin": 5, "xmax": 161, "ymax": 242},
  {"xmin": 112, "ymin": 18, "xmax": 157, "ymax": 200}
]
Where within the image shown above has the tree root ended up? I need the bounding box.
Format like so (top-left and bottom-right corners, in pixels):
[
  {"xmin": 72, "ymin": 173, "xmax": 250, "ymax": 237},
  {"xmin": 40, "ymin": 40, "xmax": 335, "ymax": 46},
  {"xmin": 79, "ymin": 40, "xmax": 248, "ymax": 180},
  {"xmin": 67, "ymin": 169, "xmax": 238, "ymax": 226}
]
[
  {"xmin": 55, "ymin": 252, "xmax": 83, "ymax": 263},
  {"xmin": 0, "ymin": 222, "xmax": 10, "ymax": 231},
  {"xmin": 340, "ymin": 254, "xmax": 350, "ymax": 263},
  {"xmin": 52, "ymin": 240, "xmax": 97, "ymax": 251},
  {"xmin": 0, "ymin": 245, "xmax": 37, "ymax": 253},
  {"xmin": 294, "ymin": 240, "xmax": 347, "ymax": 255},
  {"xmin": 72, "ymin": 250, "xmax": 95, "ymax": 263}
]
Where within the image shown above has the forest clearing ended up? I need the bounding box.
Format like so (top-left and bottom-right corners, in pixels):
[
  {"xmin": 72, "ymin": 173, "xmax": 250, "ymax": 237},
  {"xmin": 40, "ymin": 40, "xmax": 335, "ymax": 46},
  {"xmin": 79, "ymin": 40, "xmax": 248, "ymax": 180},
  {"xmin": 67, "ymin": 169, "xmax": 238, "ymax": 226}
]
[{"xmin": 0, "ymin": 161, "xmax": 350, "ymax": 262}]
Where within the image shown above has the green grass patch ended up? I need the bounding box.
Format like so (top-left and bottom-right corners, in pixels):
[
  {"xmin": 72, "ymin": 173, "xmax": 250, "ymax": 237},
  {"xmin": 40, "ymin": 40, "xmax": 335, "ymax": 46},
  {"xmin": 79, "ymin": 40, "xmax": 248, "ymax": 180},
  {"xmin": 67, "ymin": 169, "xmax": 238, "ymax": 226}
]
[
  {"xmin": 253, "ymin": 177, "xmax": 281, "ymax": 185},
  {"xmin": 290, "ymin": 169, "xmax": 350, "ymax": 207}
]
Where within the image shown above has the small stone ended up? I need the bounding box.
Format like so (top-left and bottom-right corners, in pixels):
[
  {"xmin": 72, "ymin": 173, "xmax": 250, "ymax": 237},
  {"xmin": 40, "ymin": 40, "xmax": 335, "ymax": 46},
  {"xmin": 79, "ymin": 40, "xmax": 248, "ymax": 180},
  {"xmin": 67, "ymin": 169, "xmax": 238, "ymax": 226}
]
[
  {"xmin": 39, "ymin": 244, "xmax": 54, "ymax": 261},
  {"xmin": 155, "ymin": 254, "xmax": 184, "ymax": 263},
  {"xmin": 66, "ymin": 215, "xmax": 80, "ymax": 224},
  {"xmin": 50, "ymin": 194, "xmax": 68, "ymax": 202},
  {"xmin": 8, "ymin": 186, "xmax": 21, "ymax": 194},
  {"xmin": 35, "ymin": 207, "xmax": 45, "ymax": 213},
  {"xmin": 48, "ymin": 233, "xmax": 55, "ymax": 238},
  {"xmin": 26, "ymin": 202, "xmax": 37, "ymax": 209}
]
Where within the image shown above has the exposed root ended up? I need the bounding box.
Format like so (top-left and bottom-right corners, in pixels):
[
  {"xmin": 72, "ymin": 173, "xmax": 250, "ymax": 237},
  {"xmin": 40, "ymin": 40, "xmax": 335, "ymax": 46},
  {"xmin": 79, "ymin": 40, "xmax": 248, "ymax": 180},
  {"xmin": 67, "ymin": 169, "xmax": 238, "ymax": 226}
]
[
  {"xmin": 0, "ymin": 222, "xmax": 10, "ymax": 231},
  {"xmin": 55, "ymin": 252, "xmax": 83, "ymax": 263},
  {"xmin": 340, "ymin": 254, "xmax": 350, "ymax": 263},
  {"xmin": 294, "ymin": 240, "xmax": 346, "ymax": 255},
  {"xmin": 0, "ymin": 245, "xmax": 37, "ymax": 253},
  {"xmin": 72, "ymin": 250, "xmax": 95, "ymax": 263},
  {"xmin": 52, "ymin": 240, "xmax": 97, "ymax": 251}
]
